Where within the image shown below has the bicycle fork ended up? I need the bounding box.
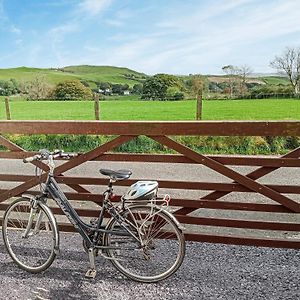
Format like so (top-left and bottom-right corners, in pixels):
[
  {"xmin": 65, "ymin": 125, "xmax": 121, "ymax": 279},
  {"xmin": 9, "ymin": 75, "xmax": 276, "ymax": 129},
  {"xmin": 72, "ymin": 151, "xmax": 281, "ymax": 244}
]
[
  {"xmin": 22, "ymin": 208, "xmax": 45, "ymax": 238},
  {"xmin": 22, "ymin": 207, "xmax": 37, "ymax": 238},
  {"xmin": 22, "ymin": 200, "xmax": 47, "ymax": 238}
]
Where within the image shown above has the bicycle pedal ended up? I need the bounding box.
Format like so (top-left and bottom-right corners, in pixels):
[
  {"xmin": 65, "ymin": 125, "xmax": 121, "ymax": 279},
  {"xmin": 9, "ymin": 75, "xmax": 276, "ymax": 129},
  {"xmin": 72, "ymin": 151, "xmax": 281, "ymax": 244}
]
[{"xmin": 85, "ymin": 268, "xmax": 97, "ymax": 279}]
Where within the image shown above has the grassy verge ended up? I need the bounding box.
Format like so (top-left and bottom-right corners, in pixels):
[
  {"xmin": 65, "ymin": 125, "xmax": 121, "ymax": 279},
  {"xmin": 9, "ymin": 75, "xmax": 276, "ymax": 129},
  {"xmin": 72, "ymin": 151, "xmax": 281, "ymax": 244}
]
[{"xmin": 3, "ymin": 135, "xmax": 299, "ymax": 155}]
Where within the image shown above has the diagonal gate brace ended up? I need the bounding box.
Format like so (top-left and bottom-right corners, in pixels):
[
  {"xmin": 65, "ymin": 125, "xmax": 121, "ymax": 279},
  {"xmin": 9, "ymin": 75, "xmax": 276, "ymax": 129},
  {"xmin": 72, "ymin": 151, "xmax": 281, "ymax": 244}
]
[
  {"xmin": 150, "ymin": 136, "xmax": 300, "ymax": 213},
  {"xmin": 0, "ymin": 135, "xmax": 136, "ymax": 203}
]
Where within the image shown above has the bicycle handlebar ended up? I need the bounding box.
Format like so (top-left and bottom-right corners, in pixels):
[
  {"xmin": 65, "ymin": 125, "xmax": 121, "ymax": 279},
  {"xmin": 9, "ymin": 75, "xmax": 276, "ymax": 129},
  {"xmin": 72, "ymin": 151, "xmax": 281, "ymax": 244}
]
[
  {"xmin": 23, "ymin": 150, "xmax": 77, "ymax": 163},
  {"xmin": 23, "ymin": 155, "xmax": 40, "ymax": 163}
]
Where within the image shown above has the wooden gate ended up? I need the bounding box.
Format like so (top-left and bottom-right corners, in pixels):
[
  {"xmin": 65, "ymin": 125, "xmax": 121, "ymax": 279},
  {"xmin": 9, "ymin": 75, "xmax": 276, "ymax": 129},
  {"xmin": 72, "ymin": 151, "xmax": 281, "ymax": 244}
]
[{"xmin": 0, "ymin": 121, "xmax": 299, "ymax": 248}]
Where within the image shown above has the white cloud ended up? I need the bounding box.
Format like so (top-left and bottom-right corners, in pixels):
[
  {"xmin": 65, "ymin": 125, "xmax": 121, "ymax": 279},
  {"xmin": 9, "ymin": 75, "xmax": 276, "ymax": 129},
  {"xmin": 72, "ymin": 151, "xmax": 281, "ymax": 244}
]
[
  {"xmin": 2, "ymin": 0, "xmax": 300, "ymax": 73},
  {"xmin": 157, "ymin": 0, "xmax": 252, "ymax": 32},
  {"xmin": 49, "ymin": 23, "xmax": 78, "ymax": 39},
  {"xmin": 42, "ymin": 0, "xmax": 114, "ymax": 66},
  {"xmin": 0, "ymin": 1, "xmax": 22, "ymax": 35},
  {"xmin": 105, "ymin": 19, "xmax": 123, "ymax": 27},
  {"xmin": 78, "ymin": 0, "xmax": 112, "ymax": 16},
  {"xmin": 15, "ymin": 38, "xmax": 23, "ymax": 45},
  {"xmin": 32, "ymin": 0, "xmax": 300, "ymax": 73},
  {"xmin": 10, "ymin": 25, "xmax": 21, "ymax": 34},
  {"xmin": 109, "ymin": 0, "xmax": 300, "ymax": 74}
]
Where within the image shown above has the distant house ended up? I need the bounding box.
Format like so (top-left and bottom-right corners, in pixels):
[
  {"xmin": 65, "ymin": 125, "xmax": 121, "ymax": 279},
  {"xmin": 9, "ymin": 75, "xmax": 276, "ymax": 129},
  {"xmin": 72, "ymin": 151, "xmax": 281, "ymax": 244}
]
[
  {"xmin": 98, "ymin": 88, "xmax": 112, "ymax": 95},
  {"xmin": 123, "ymin": 90, "xmax": 130, "ymax": 95}
]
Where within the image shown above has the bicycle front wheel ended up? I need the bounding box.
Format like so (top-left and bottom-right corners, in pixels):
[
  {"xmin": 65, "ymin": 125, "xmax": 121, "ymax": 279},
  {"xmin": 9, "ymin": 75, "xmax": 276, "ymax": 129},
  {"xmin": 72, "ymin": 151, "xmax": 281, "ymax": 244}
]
[
  {"xmin": 103, "ymin": 205, "xmax": 185, "ymax": 283},
  {"xmin": 2, "ymin": 197, "xmax": 58, "ymax": 273}
]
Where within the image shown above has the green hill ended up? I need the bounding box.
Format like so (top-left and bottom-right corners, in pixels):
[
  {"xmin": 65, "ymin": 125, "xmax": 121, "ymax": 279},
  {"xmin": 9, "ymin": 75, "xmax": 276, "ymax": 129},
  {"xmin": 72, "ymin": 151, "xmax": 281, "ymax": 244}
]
[
  {"xmin": 261, "ymin": 76, "xmax": 290, "ymax": 85},
  {"xmin": 0, "ymin": 65, "xmax": 147, "ymax": 88},
  {"xmin": 0, "ymin": 65, "xmax": 291, "ymax": 92}
]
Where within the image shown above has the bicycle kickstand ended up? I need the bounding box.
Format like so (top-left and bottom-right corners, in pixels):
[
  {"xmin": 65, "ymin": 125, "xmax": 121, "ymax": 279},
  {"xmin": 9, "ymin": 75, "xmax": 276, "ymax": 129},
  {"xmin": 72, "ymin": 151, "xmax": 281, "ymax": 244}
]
[{"xmin": 85, "ymin": 248, "xmax": 97, "ymax": 279}]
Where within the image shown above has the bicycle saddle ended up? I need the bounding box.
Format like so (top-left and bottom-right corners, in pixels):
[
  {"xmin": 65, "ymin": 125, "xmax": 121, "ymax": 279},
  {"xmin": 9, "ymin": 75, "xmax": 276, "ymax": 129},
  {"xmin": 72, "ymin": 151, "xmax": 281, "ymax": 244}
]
[{"xmin": 100, "ymin": 169, "xmax": 132, "ymax": 180}]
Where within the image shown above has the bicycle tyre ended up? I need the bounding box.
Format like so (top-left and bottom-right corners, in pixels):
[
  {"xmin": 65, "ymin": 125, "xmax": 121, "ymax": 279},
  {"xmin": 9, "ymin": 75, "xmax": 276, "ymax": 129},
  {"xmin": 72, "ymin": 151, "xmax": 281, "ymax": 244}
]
[
  {"xmin": 2, "ymin": 197, "xmax": 58, "ymax": 273},
  {"xmin": 103, "ymin": 204, "xmax": 185, "ymax": 283}
]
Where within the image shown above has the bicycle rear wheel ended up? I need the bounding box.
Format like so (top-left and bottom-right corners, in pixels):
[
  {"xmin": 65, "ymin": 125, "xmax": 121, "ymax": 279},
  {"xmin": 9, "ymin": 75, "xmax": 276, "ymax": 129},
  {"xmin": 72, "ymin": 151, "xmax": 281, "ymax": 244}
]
[
  {"xmin": 2, "ymin": 197, "xmax": 58, "ymax": 273},
  {"xmin": 103, "ymin": 205, "xmax": 185, "ymax": 283}
]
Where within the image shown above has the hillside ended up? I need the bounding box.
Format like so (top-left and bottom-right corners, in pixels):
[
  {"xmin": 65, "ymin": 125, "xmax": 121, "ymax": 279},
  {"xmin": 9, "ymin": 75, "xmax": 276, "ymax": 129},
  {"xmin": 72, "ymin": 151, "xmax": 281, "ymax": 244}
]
[
  {"xmin": 206, "ymin": 75, "xmax": 289, "ymax": 85},
  {"xmin": 0, "ymin": 65, "xmax": 290, "ymax": 93},
  {"xmin": 0, "ymin": 65, "xmax": 147, "ymax": 88},
  {"xmin": 179, "ymin": 74, "xmax": 289, "ymax": 86}
]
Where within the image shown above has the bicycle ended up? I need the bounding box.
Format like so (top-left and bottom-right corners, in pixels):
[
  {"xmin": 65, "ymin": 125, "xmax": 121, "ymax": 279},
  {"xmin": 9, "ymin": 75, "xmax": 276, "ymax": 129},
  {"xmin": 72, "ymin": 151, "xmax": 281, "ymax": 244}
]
[{"xmin": 2, "ymin": 149, "xmax": 185, "ymax": 283}]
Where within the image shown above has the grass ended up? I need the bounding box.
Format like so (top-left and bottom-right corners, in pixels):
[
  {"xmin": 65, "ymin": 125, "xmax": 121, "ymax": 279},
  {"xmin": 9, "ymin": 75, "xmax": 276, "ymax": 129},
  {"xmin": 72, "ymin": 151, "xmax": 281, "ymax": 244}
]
[
  {"xmin": 0, "ymin": 65, "xmax": 146, "ymax": 87},
  {"xmin": 0, "ymin": 98, "xmax": 299, "ymax": 121},
  {"xmin": 1, "ymin": 97, "xmax": 299, "ymax": 155},
  {"xmin": 262, "ymin": 76, "xmax": 289, "ymax": 85}
]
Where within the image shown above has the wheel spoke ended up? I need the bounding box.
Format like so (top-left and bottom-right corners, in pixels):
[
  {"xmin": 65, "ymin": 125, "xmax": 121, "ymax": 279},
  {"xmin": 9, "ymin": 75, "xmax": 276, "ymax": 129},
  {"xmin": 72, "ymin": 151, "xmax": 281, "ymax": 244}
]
[{"xmin": 103, "ymin": 205, "xmax": 185, "ymax": 283}]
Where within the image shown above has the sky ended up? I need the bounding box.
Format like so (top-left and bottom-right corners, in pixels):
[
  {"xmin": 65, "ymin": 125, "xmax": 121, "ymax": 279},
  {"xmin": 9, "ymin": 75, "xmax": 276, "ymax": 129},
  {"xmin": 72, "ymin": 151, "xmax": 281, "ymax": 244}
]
[{"xmin": 0, "ymin": 0, "xmax": 300, "ymax": 75}]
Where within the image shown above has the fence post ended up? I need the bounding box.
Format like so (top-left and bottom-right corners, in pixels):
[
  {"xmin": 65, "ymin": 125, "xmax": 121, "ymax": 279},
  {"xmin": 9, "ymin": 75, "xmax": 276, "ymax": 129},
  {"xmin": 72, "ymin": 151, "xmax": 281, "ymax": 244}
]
[
  {"xmin": 5, "ymin": 97, "xmax": 11, "ymax": 120},
  {"xmin": 94, "ymin": 93, "xmax": 100, "ymax": 120},
  {"xmin": 196, "ymin": 92, "xmax": 203, "ymax": 120}
]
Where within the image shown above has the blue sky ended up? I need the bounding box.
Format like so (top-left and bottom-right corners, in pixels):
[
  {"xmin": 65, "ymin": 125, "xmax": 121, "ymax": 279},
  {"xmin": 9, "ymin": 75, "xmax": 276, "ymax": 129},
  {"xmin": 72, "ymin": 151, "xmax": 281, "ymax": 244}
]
[{"xmin": 0, "ymin": 0, "xmax": 300, "ymax": 74}]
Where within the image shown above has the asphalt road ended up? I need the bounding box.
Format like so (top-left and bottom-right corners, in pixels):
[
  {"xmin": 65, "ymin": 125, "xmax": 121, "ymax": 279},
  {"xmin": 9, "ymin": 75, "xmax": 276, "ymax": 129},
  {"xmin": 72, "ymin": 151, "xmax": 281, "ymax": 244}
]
[
  {"xmin": 0, "ymin": 234, "xmax": 299, "ymax": 300},
  {"xmin": 0, "ymin": 159, "xmax": 299, "ymax": 299}
]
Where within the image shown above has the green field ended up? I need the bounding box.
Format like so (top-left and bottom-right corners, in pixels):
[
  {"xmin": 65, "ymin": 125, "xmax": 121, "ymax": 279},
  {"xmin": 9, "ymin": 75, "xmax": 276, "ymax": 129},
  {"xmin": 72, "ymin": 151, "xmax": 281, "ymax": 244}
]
[
  {"xmin": 261, "ymin": 76, "xmax": 289, "ymax": 85},
  {"xmin": 0, "ymin": 65, "xmax": 146, "ymax": 87},
  {"xmin": 0, "ymin": 98, "xmax": 299, "ymax": 120}
]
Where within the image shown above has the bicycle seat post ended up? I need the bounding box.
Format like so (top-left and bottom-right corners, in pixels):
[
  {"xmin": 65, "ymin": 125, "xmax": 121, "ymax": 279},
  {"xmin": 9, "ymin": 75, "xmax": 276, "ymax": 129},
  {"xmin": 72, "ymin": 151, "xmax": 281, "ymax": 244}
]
[{"xmin": 104, "ymin": 178, "xmax": 114, "ymax": 201}]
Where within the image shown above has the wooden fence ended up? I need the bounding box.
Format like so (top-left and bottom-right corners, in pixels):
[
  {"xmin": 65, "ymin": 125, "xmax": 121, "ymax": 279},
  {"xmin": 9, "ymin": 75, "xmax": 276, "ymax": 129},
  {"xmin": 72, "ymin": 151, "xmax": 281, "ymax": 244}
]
[{"xmin": 0, "ymin": 121, "xmax": 299, "ymax": 249}]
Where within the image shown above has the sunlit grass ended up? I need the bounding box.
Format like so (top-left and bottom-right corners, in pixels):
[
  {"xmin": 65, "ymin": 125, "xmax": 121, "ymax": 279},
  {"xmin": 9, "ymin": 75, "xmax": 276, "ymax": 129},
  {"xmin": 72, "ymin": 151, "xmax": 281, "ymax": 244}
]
[{"xmin": 0, "ymin": 98, "xmax": 299, "ymax": 120}]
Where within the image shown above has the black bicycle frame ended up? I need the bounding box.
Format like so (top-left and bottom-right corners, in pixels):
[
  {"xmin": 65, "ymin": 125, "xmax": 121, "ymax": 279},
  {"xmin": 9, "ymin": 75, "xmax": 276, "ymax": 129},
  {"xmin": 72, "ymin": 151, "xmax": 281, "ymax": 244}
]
[{"xmin": 43, "ymin": 175, "xmax": 139, "ymax": 249}]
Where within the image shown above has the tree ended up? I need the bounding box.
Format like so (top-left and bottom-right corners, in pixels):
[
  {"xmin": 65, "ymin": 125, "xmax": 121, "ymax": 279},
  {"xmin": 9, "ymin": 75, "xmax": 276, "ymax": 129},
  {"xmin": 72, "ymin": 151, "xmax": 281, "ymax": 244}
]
[
  {"xmin": 80, "ymin": 80, "xmax": 90, "ymax": 87},
  {"xmin": 132, "ymin": 83, "xmax": 143, "ymax": 95},
  {"xmin": 270, "ymin": 47, "xmax": 300, "ymax": 95},
  {"xmin": 237, "ymin": 65, "xmax": 253, "ymax": 97},
  {"xmin": 222, "ymin": 65, "xmax": 238, "ymax": 98},
  {"xmin": 111, "ymin": 84, "xmax": 123, "ymax": 95},
  {"xmin": 141, "ymin": 76, "xmax": 166, "ymax": 100},
  {"xmin": 20, "ymin": 75, "xmax": 53, "ymax": 100},
  {"xmin": 97, "ymin": 82, "xmax": 111, "ymax": 91},
  {"xmin": 166, "ymin": 86, "xmax": 184, "ymax": 100},
  {"xmin": 0, "ymin": 79, "xmax": 19, "ymax": 96},
  {"xmin": 53, "ymin": 80, "xmax": 93, "ymax": 100},
  {"xmin": 141, "ymin": 74, "xmax": 182, "ymax": 100},
  {"xmin": 111, "ymin": 83, "xmax": 129, "ymax": 95}
]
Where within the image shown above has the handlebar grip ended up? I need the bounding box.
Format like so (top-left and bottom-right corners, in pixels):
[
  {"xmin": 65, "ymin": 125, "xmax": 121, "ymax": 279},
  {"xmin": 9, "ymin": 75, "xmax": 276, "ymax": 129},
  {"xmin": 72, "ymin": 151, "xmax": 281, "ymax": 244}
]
[
  {"xmin": 60, "ymin": 153, "xmax": 78, "ymax": 158},
  {"xmin": 23, "ymin": 155, "xmax": 39, "ymax": 163}
]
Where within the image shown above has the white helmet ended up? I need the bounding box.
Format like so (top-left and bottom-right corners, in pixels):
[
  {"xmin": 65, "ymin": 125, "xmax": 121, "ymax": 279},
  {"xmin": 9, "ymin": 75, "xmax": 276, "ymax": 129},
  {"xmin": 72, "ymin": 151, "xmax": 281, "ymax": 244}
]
[{"xmin": 123, "ymin": 181, "xmax": 158, "ymax": 201}]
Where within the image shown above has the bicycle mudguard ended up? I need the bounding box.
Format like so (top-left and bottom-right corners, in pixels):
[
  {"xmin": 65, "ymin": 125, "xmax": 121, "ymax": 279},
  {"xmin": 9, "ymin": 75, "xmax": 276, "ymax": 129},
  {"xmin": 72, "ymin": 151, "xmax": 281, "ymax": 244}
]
[
  {"xmin": 126, "ymin": 204, "xmax": 185, "ymax": 231},
  {"xmin": 21, "ymin": 193, "xmax": 36, "ymax": 200}
]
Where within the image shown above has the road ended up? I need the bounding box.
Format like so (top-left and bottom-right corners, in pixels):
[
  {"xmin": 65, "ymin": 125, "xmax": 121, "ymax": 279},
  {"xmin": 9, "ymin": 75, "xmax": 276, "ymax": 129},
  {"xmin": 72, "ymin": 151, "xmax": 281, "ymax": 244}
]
[
  {"xmin": 0, "ymin": 159, "xmax": 299, "ymax": 299},
  {"xmin": 0, "ymin": 236, "xmax": 299, "ymax": 300}
]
